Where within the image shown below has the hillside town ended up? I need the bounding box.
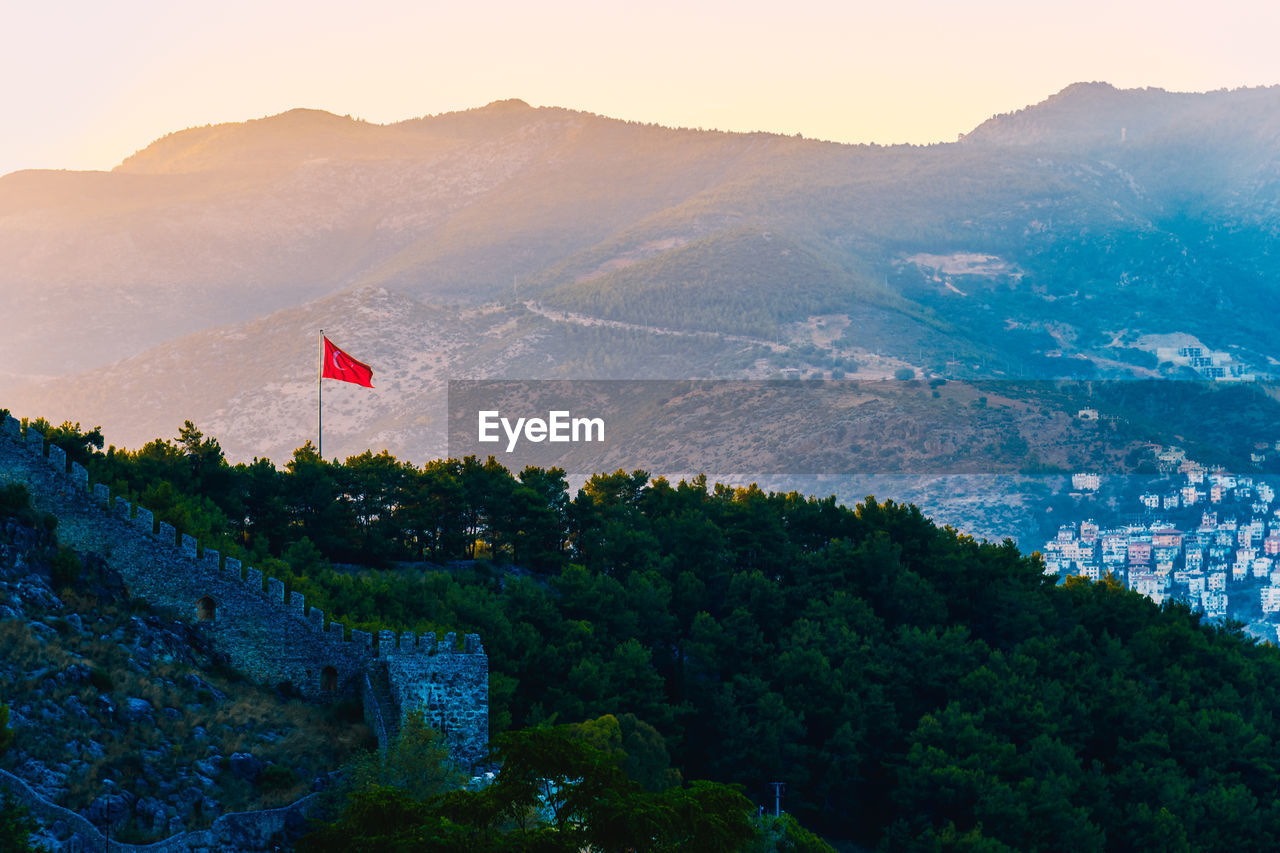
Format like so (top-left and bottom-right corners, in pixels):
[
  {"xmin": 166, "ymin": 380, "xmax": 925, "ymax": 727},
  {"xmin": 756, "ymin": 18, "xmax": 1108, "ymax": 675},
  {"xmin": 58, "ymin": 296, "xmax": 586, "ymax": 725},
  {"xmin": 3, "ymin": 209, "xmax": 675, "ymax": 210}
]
[{"xmin": 1042, "ymin": 451, "xmax": 1280, "ymax": 640}]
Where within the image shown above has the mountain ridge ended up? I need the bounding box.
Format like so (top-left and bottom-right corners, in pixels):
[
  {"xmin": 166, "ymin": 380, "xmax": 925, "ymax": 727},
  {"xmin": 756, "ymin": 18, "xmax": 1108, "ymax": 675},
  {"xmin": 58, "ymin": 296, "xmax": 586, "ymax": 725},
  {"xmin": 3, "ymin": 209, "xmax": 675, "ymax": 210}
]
[
  {"xmin": 7, "ymin": 82, "xmax": 1280, "ymax": 463},
  {"xmin": 963, "ymin": 80, "xmax": 1280, "ymax": 151}
]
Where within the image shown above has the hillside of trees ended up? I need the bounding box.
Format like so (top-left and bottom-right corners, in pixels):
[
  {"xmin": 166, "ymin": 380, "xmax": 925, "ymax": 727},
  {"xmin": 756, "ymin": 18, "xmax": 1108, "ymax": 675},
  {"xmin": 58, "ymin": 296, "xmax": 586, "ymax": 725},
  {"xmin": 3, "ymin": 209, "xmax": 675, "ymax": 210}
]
[{"xmin": 20, "ymin": 416, "xmax": 1280, "ymax": 849}]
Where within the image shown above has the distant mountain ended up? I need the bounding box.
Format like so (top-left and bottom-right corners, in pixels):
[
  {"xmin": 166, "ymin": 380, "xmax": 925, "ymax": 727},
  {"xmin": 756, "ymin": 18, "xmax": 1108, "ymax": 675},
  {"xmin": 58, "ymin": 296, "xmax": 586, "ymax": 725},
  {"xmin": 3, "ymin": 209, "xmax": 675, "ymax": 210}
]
[
  {"xmin": 962, "ymin": 82, "xmax": 1280, "ymax": 152},
  {"xmin": 6, "ymin": 84, "xmax": 1280, "ymax": 470}
]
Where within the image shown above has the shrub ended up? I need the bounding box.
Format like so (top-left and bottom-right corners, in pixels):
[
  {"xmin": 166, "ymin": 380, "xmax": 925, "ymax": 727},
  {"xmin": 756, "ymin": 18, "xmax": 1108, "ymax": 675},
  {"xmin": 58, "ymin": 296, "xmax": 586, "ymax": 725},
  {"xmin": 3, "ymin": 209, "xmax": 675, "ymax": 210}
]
[
  {"xmin": 89, "ymin": 667, "xmax": 114, "ymax": 691},
  {"xmin": 0, "ymin": 483, "xmax": 31, "ymax": 517},
  {"xmin": 258, "ymin": 764, "xmax": 297, "ymax": 793},
  {"xmin": 0, "ymin": 704, "xmax": 13, "ymax": 754},
  {"xmin": 0, "ymin": 792, "xmax": 37, "ymax": 852},
  {"xmin": 50, "ymin": 546, "xmax": 82, "ymax": 588}
]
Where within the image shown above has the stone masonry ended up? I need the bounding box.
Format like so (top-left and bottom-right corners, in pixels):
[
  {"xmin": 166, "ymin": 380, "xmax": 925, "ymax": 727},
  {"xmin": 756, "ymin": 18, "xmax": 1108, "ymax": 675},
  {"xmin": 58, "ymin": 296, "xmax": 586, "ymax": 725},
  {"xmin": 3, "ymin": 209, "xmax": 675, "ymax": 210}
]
[{"xmin": 0, "ymin": 412, "xmax": 489, "ymax": 766}]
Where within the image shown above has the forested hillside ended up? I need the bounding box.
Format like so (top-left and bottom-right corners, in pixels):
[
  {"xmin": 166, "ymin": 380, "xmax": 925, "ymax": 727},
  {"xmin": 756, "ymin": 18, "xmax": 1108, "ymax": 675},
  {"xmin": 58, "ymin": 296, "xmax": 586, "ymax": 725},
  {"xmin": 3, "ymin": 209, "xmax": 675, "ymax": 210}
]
[{"xmin": 14, "ymin": 416, "xmax": 1280, "ymax": 849}]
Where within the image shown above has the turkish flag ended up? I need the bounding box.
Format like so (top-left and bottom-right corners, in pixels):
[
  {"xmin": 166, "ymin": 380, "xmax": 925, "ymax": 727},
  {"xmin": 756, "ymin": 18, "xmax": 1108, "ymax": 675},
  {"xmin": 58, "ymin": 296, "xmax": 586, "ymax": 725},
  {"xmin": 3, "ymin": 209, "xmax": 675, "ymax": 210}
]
[{"xmin": 322, "ymin": 337, "xmax": 374, "ymax": 387}]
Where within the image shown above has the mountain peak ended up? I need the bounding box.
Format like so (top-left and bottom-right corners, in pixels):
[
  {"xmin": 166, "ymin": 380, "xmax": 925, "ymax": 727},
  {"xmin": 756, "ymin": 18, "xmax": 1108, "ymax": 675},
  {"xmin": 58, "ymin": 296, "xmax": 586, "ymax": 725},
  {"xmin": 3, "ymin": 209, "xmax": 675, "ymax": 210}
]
[
  {"xmin": 480, "ymin": 98, "xmax": 532, "ymax": 111},
  {"xmin": 960, "ymin": 82, "xmax": 1199, "ymax": 148},
  {"xmin": 114, "ymin": 109, "xmax": 388, "ymax": 174},
  {"xmin": 259, "ymin": 107, "xmax": 357, "ymax": 125},
  {"xmin": 1052, "ymin": 80, "xmax": 1120, "ymax": 98}
]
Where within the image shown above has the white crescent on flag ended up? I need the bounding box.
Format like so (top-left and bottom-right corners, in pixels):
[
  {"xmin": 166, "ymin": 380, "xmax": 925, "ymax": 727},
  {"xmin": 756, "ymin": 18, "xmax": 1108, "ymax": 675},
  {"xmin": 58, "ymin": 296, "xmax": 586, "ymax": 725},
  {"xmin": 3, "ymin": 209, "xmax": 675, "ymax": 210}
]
[{"xmin": 321, "ymin": 336, "xmax": 374, "ymax": 388}]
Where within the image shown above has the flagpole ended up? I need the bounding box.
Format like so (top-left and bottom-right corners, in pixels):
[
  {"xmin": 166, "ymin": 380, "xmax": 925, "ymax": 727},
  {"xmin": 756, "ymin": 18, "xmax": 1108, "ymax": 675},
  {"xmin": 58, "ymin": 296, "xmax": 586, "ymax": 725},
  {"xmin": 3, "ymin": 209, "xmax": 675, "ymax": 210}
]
[{"xmin": 318, "ymin": 330, "xmax": 324, "ymax": 460}]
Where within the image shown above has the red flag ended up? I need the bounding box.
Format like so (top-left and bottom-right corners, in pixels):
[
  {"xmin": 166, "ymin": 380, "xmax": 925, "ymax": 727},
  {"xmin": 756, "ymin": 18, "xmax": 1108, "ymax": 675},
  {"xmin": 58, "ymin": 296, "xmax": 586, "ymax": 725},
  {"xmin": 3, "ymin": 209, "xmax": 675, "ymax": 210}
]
[{"xmin": 321, "ymin": 336, "xmax": 374, "ymax": 387}]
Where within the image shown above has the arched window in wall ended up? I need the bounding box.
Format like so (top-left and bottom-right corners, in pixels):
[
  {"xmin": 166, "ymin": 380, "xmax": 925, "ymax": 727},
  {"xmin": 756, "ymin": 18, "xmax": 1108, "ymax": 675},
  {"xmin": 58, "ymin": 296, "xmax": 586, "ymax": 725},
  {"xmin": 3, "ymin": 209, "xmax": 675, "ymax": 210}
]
[{"xmin": 196, "ymin": 596, "xmax": 216, "ymax": 623}]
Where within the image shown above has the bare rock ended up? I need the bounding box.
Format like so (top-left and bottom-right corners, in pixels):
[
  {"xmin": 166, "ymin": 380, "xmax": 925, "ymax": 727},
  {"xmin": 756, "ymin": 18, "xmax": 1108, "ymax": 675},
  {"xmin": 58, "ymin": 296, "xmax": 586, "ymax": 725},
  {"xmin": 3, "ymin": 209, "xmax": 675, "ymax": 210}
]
[
  {"xmin": 86, "ymin": 790, "xmax": 135, "ymax": 831},
  {"xmin": 229, "ymin": 751, "xmax": 263, "ymax": 783},
  {"xmin": 17, "ymin": 757, "xmax": 67, "ymax": 799},
  {"xmin": 124, "ymin": 696, "xmax": 154, "ymax": 722}
]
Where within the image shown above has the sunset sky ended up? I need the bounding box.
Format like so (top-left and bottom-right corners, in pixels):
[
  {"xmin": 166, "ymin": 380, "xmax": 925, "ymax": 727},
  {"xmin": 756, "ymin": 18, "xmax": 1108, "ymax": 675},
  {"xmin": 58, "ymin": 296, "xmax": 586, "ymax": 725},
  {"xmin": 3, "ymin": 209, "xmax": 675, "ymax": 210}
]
[{"xmin": 4, "ymin": 0, "xmax": 1278, "ymax": 177}]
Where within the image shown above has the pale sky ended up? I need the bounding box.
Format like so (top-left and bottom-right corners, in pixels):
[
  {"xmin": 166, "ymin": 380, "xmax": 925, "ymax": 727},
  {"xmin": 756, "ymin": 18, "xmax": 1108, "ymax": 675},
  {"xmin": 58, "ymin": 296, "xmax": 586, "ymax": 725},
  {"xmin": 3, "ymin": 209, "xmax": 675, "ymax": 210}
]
[{"xmin": 3, "ymin": 0, "xmax": 1278, "ymax": 177}]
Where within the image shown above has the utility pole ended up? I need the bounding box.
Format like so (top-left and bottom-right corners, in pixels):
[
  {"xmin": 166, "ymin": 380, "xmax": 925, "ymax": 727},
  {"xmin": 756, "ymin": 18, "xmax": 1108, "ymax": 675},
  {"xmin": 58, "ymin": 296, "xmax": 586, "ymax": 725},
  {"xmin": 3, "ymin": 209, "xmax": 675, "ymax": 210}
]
[{"xmin": 770, "ymin": 781, "xmax": 786, "ymax": 817}]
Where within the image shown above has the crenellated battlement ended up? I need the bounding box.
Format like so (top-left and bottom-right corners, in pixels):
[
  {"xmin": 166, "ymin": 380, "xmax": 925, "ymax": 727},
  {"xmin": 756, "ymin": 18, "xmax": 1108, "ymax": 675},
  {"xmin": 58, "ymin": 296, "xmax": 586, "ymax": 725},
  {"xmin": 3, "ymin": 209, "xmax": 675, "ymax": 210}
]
[
  {"xmin": 245, "ymin": 567, "xmax": 264, "ymax": 593},
  {"xmin": 134, "ymin": 505, "xmax": 155, "ymax": 534},
  {"xmin": 0, "ymin": 411, "xmax": 384, "ymax": 663},
  {"xmin": 0, "ymin": 411, "xmax": 488, "ymax": 765},
  {"xmin": 375, "ymin": 629, "xmax": 486, "ymax": 657}
]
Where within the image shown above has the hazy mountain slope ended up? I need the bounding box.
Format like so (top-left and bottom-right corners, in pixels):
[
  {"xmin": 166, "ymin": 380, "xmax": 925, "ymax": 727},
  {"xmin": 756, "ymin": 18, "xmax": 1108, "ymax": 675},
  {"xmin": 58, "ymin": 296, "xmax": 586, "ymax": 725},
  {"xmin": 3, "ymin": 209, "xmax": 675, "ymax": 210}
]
[
  {"xmin": 7, "ymin": 83, "xmax": 1280, "ymax": 419},
  {"xmin": 964, "ymin": 82, "xmax": 1280, "ymax": 151},
  {"xmin": 6, "ymin": 287, "xmax": 773, "ymax": 464},
  {"xmin": 349, "ymin": 117, "xmax": 802, "ymax": 302},
  {"xmin": 963, "ymin": 82, "xmax": 1280, "ymax": 214},
  {"xmin": 540, "ymin": 227, "xmax": 914, "ymax": 338},
  {"xmin": 962, "ymin": 82, "xmax": 1216, "ymax": 149},
  {"xmin": 0, "ymin": 105, "xmax": 585, "ymax": 380},
  {"xmin": 0, "ymin": 104, "xmax": 794, "ymax": 384}
]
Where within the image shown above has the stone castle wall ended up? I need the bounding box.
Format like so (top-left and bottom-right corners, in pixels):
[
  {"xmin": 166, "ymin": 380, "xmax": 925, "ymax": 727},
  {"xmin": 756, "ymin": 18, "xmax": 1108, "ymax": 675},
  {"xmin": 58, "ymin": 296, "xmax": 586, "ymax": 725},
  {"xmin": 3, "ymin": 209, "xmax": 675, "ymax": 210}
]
[
  {"xmin": 0, "ymin": 412, "xmax": 488, "ymax": 764},
  {"xmin": 0, "ymin": 768, "xmax": 320, "ymax": 852},
  {"xmin": 379, "ymin": 630, "xmax": 489, "ymax": 765},
  {"xmin": 0, "ymin": 413, "xmax": 373, "ymax": 697}
]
